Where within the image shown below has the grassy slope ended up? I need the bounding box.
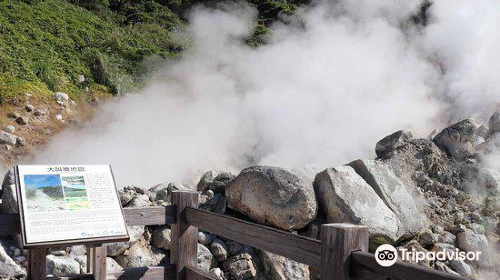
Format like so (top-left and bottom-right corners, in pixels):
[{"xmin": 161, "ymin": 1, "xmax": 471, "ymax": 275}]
[
  {"xmin": 0, "ymin": 0, "xmax": 183, "ymax": 102},
  {"xmin": 0, "ymin": 0, "xmax": 304, "ymax": 103}
]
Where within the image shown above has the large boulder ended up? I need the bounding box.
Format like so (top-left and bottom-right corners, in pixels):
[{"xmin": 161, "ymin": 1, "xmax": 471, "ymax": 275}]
[
  {"xmin": 1, "ymin": 169, "xmax": 18, "ymax": 214},
  {"xmin": 197, "ymin": 244, "xmax": 217, "ymax": 272},
  {"xmin": 433, "ymin": 118, "xmax": 484, "ymax": 160},
  {"xmin": 46, "ymin": 255, "xmax": 80, "ymax": 276},
  {"xmin": 107, "ymin": 226, "xmax": 144, "ymax": 256},
  {"xmin": 349, "ymin": 160, "xmax": 428, "ymax": 235},
  {"xmin": 314, "ymin": 166, "xmax": 404, "ymax": 242},
  {"xmin": 197, "ymin": 170, "xmax": 235, "ymax": 194},
  {"xmin": 489, "ymin": 110, "xmax": 500, "ymax": 135},
  {"xmin": 375, "ymin": 130, "xmax": 414, "ymax": 158},
  {"xmin": 0, "ymin": 244, "xmax": 26, "ymax": 279},
  {"xmin": 260, "ymin": 251, "xmax": 309, "ymax": 280},
  {"xmin": 225, "ymin": 166, "xmax": 317, "ymax": 230},
  {"xmin": 223, "ymin": 253, "xmax": 257, "ymax": 280},
  {"xmin": 106, "ymin": 257, "xmax": 124, "ymax": 271},
  {"xmin": 150, "ymin": 182, "xmax": 191, "ymax": 204},
  {"xmin": 115, "ymin": 243, "xmax": 154, "ymax": 268},
  {"xmin": 0, "ymin": 131, "xmax": 18, "ymax": 146},
  {"xmin": 456, "ymin": 229, "xmax": 489, "ymax": 253},
  {"xmin": 152, "ymin": 226, "xmax": 171, "ymax": 250}
]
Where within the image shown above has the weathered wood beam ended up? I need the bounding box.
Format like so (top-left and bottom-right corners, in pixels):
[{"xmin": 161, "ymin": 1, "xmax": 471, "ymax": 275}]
[{"xmin": 185, "ymin": 207, "xmax": 322, "ymax": 268}]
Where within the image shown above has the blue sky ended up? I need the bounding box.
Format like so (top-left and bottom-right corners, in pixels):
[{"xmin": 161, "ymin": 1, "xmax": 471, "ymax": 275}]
[{"xmin": 24, "ymin": 175, "xmax": 62, "ymax": 189}]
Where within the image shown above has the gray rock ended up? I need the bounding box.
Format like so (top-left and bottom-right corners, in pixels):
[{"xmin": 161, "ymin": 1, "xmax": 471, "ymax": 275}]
[
  {"xmin": 7, "ymin": 112, "xmax": 20, "ymax": 119},
  {"xmin": 54, "ymin": 92, "xmax": 69, "ymax": 102},
  {"xmin": 0, "ymin": 244, "xmax": 26, "ymax": 279},
  {"xmin": 73, "ymin": 255, "xmax": 87, "ymax": 272},
  {"xmin": 201, "ymin": 194, "xmax": 227, "ymax": 214},
  {"xmin": 435, "ymin": 261, "xmax": 460, "ymax": 275},
  {"xmin": 449, "ymin": 259, "xmax": 473, "ymax": 277},
  {"xmin": 127, "ymin": 194, "xmax": 151, "ymax": 208},
  {"xmin": 46, "ymin": 255, "xmax": 80, "ymax": 276},
  {"xmin": 25, "ymin": 105, "xmax": 34, "ymax": 112},
  {"xmin": 349, "ymin": 159, "xmax": 428, "ymax": 235},
  {"xmin": 16, "ymin": 137, "xmax": 25, "ymax": 147},
  {"xmin": 224, "ymin": 253, "xmax": 257, "ymax": 280},
  {"xmin": 120, "ymin": 186, "xmax": 142, "ymax": 206},
  {"xmin": 466, "ymin": 223, "xmax": 485, "ymax": 234},
  {"xmin": 489, "ymin": 110, "xmax": 500, "ymax": 135},
  {"xmin": 49, "ymin": 248, "xmax": 68, "ymax": 256},
  {"xmin": 15, "ymin": 116, "xmax": 28, "ymax": 125},
  {"xmin": 12, "ymin": 248, "xmax": 21, "ymax": 257},
  {"xmin": 456, "ymin": 229, "xmax": 488, "ymax": 252},
  {"xmin": 1, "ymin": 169, "xmax": 18, "ymax": 214},
  {"xmin": 3, "ymin": 125, "xmax": 15, "ymax": 134},
  {"xmin": 440, "ymin": 231, "xmax": 456, "ymax": 244},
  {"xmin": 197, "ymin": 171, "xmax": 235, "ymax": 194},
  {"xmin": 152, "ymin": 182, "xmax": 190, "ymax": 203},
  {"xmin": 107, "ymin": 226, "xmax": 144, "ymax": 256},
  {"xmin": 198, "ymin": 231, "xmax": 215, "ymax": 246},
  {"xmin": 152, "ymin": 226, "xmax": 171, "ymax": 250},
  {"xmin": 210, "ymin": 239, "xmax": 228, "ymax": 261},
  {"xmin": 430, "ymin": 243, "xmax": 457, "ymax": 261},
  {"xmin": 115, "ymin": 243, "xmax": 154, "ymax": 268},
  {"xmin": 209, "ymin": 267, "xmax": 225, "ymax": 280},
  {"xmin": 226, "ymin": 166, "xmax": 317, "ymax": 230},
  {"xmin": 418, "ymin": 229, "xmax": 439, "ymax": 246},
  {"xmin": 0, "ymin": 131, "xmax": 18, "ymax": 146},
  {"xmin": 226, "ymin": 241, "xmax": 242, "ymax": 255},
  {"xmin": 261, "ymin": 251, "xmax": 309, "ymax": 280},
  {"xmin": 69, "ymin": 245, "xmax": 87, "ymax": 257},
  {"xmin": 197, "ymin": 244, "xmax": 216, "ymax": 272},
  {"xmin": 106, "ymin": 257, "xmax": 123, "ymax": 271},
  {"xmin": 34, "ymin": 109, "xmax": 45, "ymax": 116},
  {"xmin": 433, "ymin": 118, "xmax": 483, "ymax": 160},
  {"xmin": 314, "ymin": 166, "xmax": 404, "ymax": 241},
  {"xmin": 376, "ymin": 129, "xmax": 414, "ymax": 158}
]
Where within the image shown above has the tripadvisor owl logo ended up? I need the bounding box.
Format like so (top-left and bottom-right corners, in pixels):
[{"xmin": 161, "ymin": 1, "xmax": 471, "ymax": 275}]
[
  {"xmin": 375, "ymin": 244, "xmax": 482, "ymax": 267},
  {"xmin": 375, "ymin": 244, "xmax": 398, "ymax": 267}
]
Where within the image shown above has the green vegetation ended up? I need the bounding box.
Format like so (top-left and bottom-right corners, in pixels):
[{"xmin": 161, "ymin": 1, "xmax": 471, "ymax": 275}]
[
  {"xmin": 0, "ymin": 0, "xmax": 306, "ymax": 102},
  {"xmin": 40, "ymin": 185, "xmax": 64, "ymax": 198},
  {"xmin": 63, "ymin": 187, "xmax": 88, "ymax": 198}
]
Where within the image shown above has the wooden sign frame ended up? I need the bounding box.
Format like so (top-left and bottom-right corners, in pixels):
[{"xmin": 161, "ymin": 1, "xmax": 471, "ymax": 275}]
[{"xmin": 15, "ymin": 165, "xmax": 130, "ymax": 249}]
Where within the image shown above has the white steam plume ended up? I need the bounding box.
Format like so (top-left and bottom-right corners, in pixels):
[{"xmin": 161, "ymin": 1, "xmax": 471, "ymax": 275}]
[
  {"xmin": 26, "ymin": 1, "xmax": 447, "ymax": 188},
  {"xmin": 421, "ymin": 0, "xmax": 500, "ymax": 120}
]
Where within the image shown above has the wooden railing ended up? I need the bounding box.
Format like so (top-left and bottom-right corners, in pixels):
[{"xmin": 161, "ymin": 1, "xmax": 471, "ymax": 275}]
[{"xmin": 0, "ymin": 191, "xmax": 471, "ymax": 280}]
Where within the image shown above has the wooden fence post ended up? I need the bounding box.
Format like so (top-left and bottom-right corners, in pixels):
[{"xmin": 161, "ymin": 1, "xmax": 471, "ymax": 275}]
[
  {"xmin": 320, "ymin": 223, "xmax": 369, "ymax": 280},
  {"xmin": 29, "ymin": 247, "xmax": 47, "ymax": 280},
  {"xmin": 86, "ymin": 244, "xmax": 107, "ymax": 280},
  {"xmin": 171, "ymin": 191, "xmax": 199, "ymax": 280}
]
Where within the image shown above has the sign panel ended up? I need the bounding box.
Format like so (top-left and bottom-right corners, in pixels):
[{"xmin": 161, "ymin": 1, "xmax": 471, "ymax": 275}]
[{"xmin": 16, "ymin": 165, "xmax": 129, "ymax": 247}]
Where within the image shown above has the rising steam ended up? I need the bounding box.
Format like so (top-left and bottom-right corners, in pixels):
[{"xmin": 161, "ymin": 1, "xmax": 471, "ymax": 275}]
[{"xmin": 24, "ymin": 0, "xmax": 499, "ymax": 189}]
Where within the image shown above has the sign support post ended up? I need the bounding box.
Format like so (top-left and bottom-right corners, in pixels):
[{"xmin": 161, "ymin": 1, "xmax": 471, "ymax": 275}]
[{"xmin": 29, "ymin": 247, "xmax": 47, "ymax": 280}]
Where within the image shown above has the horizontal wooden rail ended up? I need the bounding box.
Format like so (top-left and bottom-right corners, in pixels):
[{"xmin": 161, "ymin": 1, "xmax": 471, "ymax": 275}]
[
  {"xmin": 124, "ymin": 206, "xmax": 176, "ymax": 226},
  {"xmin": 0, "ymin": 206, "xmax": 176, "ymax": 236},
  {"xmin": 351, "ymin": 251, "xmax": 470, "ymax": 280},
  {"xmin": 185, "ymin": 207, "xmax": 322, "ymax": 268},
  {"xmin": 46, "ymin": 265, "xmax": 176, "ymax": 280},
  {"xmin": 184, "ymin": 266, "xmax": 217, "ymax": 280}
]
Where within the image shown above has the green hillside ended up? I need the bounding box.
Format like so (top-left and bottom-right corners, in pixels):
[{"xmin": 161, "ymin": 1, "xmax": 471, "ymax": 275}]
[{"xmin": 0, "ymin": 0, "xmax": 304, "ymax": 103}]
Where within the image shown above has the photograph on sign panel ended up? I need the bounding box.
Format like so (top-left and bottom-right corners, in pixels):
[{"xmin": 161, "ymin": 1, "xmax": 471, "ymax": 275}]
[
  {"xmin": 24, "ymin": 174, "xmax": 65, "ymax": 212},
  {"xmin": 61, "ymin": 176, "xmax": 90, "ymax": 210}
]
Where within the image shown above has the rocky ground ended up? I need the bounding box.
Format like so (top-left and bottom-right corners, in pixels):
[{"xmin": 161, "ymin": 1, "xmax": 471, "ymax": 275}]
[
  {"xmin": 0, "ymin": 90, "xmax": 97, "ymax": 169},
  {"xmin": 0, "ymin": 111, "xmax": 499, "ymax": 280}
]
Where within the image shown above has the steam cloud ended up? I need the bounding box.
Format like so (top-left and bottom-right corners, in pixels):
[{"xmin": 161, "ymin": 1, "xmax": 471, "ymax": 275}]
[{"xmin": 25, "ymin": 0, "xmax": 500, "ymax": 189}]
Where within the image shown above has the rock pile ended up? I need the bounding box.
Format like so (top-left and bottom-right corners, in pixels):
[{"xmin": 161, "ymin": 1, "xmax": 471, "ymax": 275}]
[{"xmin": 0, "ymin": 112, "xmax": 499, "ymax": 279}]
